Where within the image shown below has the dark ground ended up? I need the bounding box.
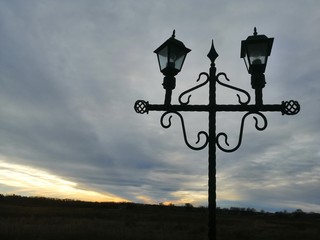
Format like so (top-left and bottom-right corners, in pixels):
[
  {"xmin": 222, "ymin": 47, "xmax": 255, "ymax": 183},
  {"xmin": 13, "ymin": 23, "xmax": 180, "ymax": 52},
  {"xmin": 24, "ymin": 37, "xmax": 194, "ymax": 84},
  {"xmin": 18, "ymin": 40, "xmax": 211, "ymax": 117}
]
[{"xmin": 0, "ymin": 195, "xmax": 319, "ymax": 240}]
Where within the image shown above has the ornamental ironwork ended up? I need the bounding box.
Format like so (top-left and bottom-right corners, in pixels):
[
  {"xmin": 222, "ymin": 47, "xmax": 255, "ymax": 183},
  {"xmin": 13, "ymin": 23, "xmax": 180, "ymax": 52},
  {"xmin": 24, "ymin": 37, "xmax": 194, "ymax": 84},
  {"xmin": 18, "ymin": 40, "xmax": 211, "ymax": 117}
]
[{"xmin": 134, "ymin": 29, "xmax": 300, "ymax": 240}]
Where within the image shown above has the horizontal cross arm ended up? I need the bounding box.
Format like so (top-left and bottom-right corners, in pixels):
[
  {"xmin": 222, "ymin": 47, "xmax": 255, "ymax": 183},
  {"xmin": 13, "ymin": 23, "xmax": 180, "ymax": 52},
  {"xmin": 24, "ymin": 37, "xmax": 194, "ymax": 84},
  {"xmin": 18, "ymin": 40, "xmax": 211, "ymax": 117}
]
[{"xmin": 134, "ymin": 100, "xmax": 299, "ymax": 115}]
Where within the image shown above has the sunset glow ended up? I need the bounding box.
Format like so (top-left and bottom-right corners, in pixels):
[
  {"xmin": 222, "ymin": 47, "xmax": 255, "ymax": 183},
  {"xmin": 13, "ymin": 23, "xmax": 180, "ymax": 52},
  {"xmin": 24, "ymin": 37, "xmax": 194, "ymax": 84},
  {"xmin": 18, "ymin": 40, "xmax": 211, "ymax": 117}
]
[{"xmin": 0, "ymin": 160, "xmax": 127, "ymax": 202}]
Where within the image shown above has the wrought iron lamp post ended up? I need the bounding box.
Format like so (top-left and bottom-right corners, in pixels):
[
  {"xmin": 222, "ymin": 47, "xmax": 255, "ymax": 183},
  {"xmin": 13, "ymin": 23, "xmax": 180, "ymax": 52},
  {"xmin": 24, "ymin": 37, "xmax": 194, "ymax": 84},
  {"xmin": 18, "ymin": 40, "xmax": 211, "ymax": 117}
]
[{"xmin": 134, "ymin": 28, "xmax": 300, "ymax": 240}]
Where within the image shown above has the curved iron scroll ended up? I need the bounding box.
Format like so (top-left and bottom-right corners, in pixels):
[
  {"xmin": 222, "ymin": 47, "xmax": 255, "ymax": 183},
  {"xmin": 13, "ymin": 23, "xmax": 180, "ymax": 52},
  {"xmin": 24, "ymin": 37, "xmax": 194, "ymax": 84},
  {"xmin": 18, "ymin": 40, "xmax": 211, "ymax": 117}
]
[
  {"xmin": 216, "ymin": 72, "xmax": 251, "ymax": 105},
  {"xmin": 216, "ymin": 112, "xmax": 268, "ymax": 152},
  {"xmin": 178, "ymin": 72, "xmax": 210, "ymax": 105},
  {"xmin": 160, "ymin": 111, "xmax": 209, "ymax": 150}
]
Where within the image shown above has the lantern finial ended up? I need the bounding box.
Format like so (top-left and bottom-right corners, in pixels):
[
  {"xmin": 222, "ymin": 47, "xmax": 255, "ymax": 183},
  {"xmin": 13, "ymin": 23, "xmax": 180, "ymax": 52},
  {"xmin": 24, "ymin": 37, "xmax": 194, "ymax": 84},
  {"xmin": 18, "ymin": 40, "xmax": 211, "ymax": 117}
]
[
  {"xmin": 254, "ymin": 27, "xmax": 258, "ymax": 36},
  {"xmin": 172, "ymin": 30, "xmax": 176, "ymax": 38}
]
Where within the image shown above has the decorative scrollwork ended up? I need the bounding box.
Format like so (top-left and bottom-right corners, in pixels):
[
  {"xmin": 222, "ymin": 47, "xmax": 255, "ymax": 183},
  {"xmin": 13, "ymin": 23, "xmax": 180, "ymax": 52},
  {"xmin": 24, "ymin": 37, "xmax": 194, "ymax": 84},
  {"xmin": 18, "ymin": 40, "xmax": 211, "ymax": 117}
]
[
  {"xmin": 282, "ymin": 100, "xmax": 300, "ymax": 115},
  {"xmin": 216, "ymin": 112, "xmax": 268, "ymax": 152},
  {"xmin": 134, "ymin": 100, "xmax": 148, "ymax": 114},
  {"xmin": 178, "ymin": 72, "xmax": 210, "ymax": 105},
  {"xmin": 160, "ymin": 111, "xmax": 209, "ymax": 150},
  {"xmin": 216, "ymin": 72, "xmax": 251, "ymax": 105}
]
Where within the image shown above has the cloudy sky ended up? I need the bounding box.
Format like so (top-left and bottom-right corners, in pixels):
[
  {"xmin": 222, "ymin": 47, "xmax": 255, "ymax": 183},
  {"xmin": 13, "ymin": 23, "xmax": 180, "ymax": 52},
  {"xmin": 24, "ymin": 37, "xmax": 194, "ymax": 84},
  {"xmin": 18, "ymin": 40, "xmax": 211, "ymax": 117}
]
[{"xmin": 0, "ymin": 0, "xmax": 319, "ymax": 212}]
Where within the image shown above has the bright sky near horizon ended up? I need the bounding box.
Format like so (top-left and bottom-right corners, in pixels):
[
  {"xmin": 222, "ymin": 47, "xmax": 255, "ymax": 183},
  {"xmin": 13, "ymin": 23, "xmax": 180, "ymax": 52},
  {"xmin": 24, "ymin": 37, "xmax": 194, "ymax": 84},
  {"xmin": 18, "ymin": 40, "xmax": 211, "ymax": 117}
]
[{"xmin": 0, "ymin": 0, "xmax": 319, "ymax": 212}]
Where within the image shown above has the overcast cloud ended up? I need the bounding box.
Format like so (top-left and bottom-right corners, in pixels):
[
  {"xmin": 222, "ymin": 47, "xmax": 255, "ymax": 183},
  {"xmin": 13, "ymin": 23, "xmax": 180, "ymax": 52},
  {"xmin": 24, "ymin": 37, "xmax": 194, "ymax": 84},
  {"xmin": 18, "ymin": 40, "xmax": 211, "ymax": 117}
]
[{"xmin": 0, "ymin": 0, "xmax": 319, "ymax": 212}]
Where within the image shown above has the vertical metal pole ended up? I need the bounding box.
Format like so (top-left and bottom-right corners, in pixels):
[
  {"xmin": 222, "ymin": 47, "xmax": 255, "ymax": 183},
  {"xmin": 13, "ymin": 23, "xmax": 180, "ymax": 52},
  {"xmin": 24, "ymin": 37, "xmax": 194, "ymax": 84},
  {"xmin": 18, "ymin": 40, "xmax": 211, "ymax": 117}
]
[
  {"xmin": 251, "ymin": 73, "xmax": 265, "ymax": 106},
  {"xmin": 164, "ymin": 89, "xmax": 173, "ymax": 105},
  {"xmin": 255, "ymin": 88, "xmax": 263, "ymax": 106},
  {"xmin": 208, "ymin": 61, "xmax": 217, "ymax": 240},
  {"xmin": 163, "ymin": 76, "xmax": 176, "ymax": 105}
]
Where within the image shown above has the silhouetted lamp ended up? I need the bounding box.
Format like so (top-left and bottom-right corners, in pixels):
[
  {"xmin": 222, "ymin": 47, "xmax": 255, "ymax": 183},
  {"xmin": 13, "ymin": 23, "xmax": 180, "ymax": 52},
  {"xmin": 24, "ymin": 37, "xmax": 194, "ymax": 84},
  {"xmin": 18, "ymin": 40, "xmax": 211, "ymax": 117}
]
[
  {"xmin": 241, "ymin": 27, "xmax": 274, "ymax": 105},
  {"xmin": 241, "ymin": 27, "xmax": 274, "ymax": 75},
  {"xmin": 154, "ymin": 30, "xmax": 191, "ymax": 76},
  {"xmin": 154, "ymin": 30, "xmax": 191, "ymax": 105}
]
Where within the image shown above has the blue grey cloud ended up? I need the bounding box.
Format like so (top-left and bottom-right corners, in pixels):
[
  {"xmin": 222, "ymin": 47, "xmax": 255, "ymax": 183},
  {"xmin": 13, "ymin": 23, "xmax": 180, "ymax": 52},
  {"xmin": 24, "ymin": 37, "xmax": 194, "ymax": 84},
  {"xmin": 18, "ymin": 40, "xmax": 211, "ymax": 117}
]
[{"xmin": 0, "ymin": 0, "xmax": 319, "ymax": 212}]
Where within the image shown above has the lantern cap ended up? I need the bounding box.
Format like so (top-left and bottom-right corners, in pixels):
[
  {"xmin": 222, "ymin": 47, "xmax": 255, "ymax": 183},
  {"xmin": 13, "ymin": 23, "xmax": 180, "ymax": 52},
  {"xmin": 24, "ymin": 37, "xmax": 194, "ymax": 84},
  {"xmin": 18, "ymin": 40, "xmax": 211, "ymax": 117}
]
[
  {"xmin": 241, "ymin": 28, "xmax": 273, "ymax": 58},
  {"xmin": 154, "ymin": 30, "xmax": 191, "ymax": 55}
]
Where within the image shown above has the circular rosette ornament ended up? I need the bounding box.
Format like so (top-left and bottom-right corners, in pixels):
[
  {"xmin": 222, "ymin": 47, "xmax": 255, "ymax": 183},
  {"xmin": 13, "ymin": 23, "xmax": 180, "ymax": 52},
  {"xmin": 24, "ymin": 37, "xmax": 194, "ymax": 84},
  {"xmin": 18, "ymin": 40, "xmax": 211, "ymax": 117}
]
[
  {"xmin": 283, "ymin": 100, "xmax": 300, "ymax": 115},
  {"xmin": 134, "ymin": 100, "xmax": 148, "ymax": 114}
]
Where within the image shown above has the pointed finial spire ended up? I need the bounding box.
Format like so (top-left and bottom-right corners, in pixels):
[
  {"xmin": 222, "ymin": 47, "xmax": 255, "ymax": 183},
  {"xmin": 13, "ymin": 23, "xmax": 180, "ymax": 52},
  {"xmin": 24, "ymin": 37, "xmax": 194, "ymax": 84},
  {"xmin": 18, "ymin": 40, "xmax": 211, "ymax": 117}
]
[
  {"xmin": 254, "ymin": 27, "xmax": 258, "ymax": 36},
  {"xmin": 207, "ymin": 40, "xmax": 219, "ymax": 63},
  {"xmin": 172, "ymin": 29, "xmax": 176, "ymax": 38}
]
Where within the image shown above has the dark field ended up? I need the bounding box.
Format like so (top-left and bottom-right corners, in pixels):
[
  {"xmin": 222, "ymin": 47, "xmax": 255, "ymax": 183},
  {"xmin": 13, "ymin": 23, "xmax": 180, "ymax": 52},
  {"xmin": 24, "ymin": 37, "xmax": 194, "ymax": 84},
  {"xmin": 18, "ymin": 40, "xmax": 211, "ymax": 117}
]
[{"xmin": 0, "ymin": 195, "xmax": 319, "ymax": 240}]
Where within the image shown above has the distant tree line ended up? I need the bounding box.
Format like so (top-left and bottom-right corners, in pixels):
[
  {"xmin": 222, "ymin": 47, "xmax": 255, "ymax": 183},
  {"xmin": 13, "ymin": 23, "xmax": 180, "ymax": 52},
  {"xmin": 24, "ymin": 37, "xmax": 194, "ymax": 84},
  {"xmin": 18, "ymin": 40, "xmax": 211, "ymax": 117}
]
[
  {"xmin": 0, "ymin": 194, "xmax": 125, "ymax": 208},
  {"xmin": 216, "ymin": 206, "xmax": 320, "ymax": 219},
  {"xmin": 1, "ymin": 194, "xmax": 319, "ymax": 219}
]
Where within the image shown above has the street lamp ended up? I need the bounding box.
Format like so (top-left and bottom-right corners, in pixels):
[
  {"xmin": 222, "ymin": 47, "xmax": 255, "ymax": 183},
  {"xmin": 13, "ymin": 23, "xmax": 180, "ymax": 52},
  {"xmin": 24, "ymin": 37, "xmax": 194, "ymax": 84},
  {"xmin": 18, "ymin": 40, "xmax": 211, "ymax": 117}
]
[
  {"xmin": 241, "ymin": 27, "xmax": 273, "ymax": 75},
  {"xmin": 154, "ymin": 30, "xmax": 191, "ymax": 105},
  {"xmin": 134, "ymin": 29, "xmax": 300, "ymax": 240},
  {"xmin": 154, "ymin": 30, "xmax": 191, "ymax": 76},
  {"xmin": 241, "ymin": 27, "xmax": 274, "ymax": 105}
]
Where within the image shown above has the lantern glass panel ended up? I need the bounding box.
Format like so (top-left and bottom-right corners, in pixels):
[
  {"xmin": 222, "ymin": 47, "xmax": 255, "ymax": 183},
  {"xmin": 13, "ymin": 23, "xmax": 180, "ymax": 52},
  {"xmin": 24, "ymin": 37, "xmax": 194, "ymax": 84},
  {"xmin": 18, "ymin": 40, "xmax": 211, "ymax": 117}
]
[
  {"xmin": 170, "ymin": 47, "xmax": 187, "ymax": 71},
  {"xmin": 247, "ymin": 42, "xmax": 268, "ymax": 65},
  {"xmin": 157, "ymin": 46, "xmax": 168, "ymax": 71}
]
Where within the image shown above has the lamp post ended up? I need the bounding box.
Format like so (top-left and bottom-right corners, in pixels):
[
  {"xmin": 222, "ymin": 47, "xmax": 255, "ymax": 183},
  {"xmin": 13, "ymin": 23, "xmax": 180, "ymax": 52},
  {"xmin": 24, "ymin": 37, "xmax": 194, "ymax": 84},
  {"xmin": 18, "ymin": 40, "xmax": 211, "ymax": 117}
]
[
  {"xmin": 153, "ymin": 30, "xmax": 191, "ymax": 105},
  {"xmin": 134, "ymin": 28, "xmax": 300, "ymax": 240}
]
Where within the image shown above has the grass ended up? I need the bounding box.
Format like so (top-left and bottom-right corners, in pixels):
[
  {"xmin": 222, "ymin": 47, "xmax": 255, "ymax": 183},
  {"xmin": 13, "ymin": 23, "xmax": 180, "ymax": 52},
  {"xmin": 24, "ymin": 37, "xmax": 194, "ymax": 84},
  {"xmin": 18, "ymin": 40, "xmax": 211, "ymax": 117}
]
[
  {"xmin": 0, "ymin": 196, "xmax": 319, "ymax": 240},
  {"xmin": 218, "ymin": 214, "xmax": 319, "ymax": 240},
  {"xmin": 0, "ymin": 205, "xmax": 206, "ymax": 240}
]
